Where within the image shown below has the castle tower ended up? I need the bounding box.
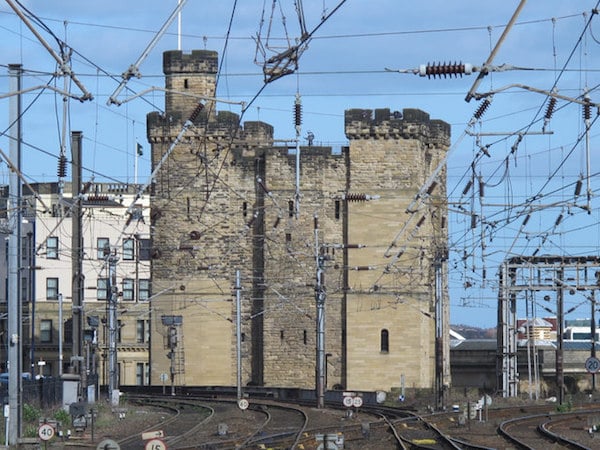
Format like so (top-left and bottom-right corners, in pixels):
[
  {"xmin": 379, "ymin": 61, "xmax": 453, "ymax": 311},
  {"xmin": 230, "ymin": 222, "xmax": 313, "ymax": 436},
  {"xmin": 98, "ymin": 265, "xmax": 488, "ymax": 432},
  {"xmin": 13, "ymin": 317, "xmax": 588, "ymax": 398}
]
[
  {"xmin": 147, "ymin": 50, "xmax": 245, "ymax": 386},
  {"xmin": 344, "ymin": 108, "xmax": 451, "ymax": 394},
  {"xmin": 147, "ymin": 49, "xmax": 450, "ymax": 396},
  {"xmin": 163, "ymin": 50, "xmax": 218, "ymax": 122}
]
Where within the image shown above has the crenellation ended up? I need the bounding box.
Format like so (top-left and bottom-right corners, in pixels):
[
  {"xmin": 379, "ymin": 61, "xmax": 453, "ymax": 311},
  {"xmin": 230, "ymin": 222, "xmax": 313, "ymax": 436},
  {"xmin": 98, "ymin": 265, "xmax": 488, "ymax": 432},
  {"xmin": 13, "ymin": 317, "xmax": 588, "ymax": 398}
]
[
  {"xmin": 345, "ymin": 107, "xmax": 450, "ymax": 147},
  {"xmin": 163, "ymin": 50, "xmax": 219, "ymax": 75},
  {"xmin": 243, "ymin": 121, "xmax": 275, "ymax": 144}
]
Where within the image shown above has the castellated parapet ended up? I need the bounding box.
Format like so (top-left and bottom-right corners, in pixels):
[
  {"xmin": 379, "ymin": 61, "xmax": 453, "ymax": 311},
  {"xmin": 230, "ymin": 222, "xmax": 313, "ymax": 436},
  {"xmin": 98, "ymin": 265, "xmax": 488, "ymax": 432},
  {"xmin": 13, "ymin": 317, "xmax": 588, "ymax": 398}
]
[
  {"xmin": 163, "ymin": 50, "xmax": 218, "ymax": 74},
  {"xmin": 345, "ymin": 107, "xmax": 450, "ymax": 147},
  {"xmin": 163, "ymin": 50, "xmax": 219, "ymax": 122},
  {"xmin": 146, "ymin": 111, "xmax": 274, "ymax": 148}
]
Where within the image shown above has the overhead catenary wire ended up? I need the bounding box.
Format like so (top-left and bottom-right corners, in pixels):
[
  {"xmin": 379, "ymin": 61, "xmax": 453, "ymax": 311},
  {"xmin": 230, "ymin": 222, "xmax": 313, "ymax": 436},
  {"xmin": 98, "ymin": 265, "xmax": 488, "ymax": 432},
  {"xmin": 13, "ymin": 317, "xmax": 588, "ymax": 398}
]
[
  {"xmin": 5, "ymin": 0, "xmax": 92, "ymax": 101},
  {"xmin": 4, "ymin": 2, "xmax": 600, "ymax": 328}
]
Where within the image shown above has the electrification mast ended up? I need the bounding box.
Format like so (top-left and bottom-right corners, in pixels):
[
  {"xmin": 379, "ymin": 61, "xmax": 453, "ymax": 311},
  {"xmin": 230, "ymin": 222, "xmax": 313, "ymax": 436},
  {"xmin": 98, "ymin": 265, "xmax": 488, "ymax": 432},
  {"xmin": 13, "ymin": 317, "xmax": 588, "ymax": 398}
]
[
  {"xmin": 107, "ymin": 253, "xmax": 120, "ymax": 405},
  {"xmin": 314, "ymin": 215, "xmax": 326, "ymax": 409},
  {"xmin": 7, "ymin": 62, "xmax": 23, "ymax": 446}
]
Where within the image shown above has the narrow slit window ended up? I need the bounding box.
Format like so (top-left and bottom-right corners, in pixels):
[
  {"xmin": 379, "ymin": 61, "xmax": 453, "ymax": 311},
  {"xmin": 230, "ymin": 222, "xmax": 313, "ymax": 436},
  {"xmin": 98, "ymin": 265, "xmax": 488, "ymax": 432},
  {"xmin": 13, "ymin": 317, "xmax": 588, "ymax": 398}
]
[{"xmin": 380, "ymin": 329, "xmax": 389, "ymax": 353}]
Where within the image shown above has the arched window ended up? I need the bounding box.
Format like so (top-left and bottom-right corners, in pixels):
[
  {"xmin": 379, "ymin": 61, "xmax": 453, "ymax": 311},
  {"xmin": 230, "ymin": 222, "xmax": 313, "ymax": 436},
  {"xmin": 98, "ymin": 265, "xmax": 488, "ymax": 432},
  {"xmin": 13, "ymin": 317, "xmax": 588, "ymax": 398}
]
[{"xmin": 380, "ymin": 329, "xmax": 389, "ymax": 353}]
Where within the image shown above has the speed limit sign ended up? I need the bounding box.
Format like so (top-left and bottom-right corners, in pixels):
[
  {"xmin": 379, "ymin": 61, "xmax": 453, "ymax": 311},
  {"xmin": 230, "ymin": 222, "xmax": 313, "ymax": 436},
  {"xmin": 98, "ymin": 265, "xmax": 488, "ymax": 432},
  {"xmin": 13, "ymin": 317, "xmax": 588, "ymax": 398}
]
[
  {"xmin": 38, "ymin": 423, "xmax": 55, "ymax": 441},
  {"xmin": 585, "ymin": 356, "xmax": 600, "ymax": 374},
  {"xmin": 342, "ymin": 395, "xmax": 354, "ymax": 407},
  {"xmin": 145, "ymin": 438, "xmax": 167, "ymax": 450},
  {"xmin": 238, "ymin": 398, "xmax": 249, "ymax": 410},
  {"xmin": 352, "ymin": 396, "xmax": 363, "ymax": 408}
]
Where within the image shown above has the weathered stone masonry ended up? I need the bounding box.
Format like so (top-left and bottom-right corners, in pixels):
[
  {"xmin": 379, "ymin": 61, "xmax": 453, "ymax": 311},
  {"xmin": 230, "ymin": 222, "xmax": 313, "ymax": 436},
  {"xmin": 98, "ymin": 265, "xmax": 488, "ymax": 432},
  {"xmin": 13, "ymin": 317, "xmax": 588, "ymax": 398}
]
[{"xmin": 147, "ymin": 49, "xmax": 450, "ymax": 393}]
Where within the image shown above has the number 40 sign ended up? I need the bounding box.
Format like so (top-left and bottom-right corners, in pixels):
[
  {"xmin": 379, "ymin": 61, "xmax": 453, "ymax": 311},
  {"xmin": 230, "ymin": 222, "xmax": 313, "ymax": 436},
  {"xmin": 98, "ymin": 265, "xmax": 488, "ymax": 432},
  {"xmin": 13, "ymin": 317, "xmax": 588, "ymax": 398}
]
[{"xmin": 38, "ymin": 423, "xmax": 55, "ymax": 441}]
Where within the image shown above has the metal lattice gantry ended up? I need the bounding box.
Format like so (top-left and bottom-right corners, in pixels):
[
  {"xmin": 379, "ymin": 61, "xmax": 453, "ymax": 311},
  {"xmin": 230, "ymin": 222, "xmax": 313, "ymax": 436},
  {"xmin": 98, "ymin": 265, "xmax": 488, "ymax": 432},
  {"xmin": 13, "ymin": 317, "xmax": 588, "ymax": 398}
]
[{"xmin": 498, "ymin": 255, "xmax": 600, "ymax": 400}]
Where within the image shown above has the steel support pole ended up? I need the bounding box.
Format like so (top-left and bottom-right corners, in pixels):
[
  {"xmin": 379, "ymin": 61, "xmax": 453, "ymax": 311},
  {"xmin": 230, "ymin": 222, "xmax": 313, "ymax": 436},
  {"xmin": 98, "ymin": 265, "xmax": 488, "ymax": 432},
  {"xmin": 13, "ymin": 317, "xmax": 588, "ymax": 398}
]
[
  {"xmin": 592, "ymin": 292, "xmax": 596, "ymax": 392},
  {"xmin": 71, "ymin": 131, "xmax": 84, "ymax": 391},
  {"xmin": 59, "ymin": 294, "xmax": 63, "ymax": 377},
  {"xmin": 294, "ymin": 94, "xmax": 301, "ymax": 218},
  {"xmin": 7, "ymin": 62, "xmax": 23, "ymax": 446},
  {"xmin": 236, "ymin": 270, "xmax": 242, "ymax": 400},
  {"xmin": 434, "ymin": 256, "xmax": 445, "ymax": 409},
  {"xmin": 107, "ymin": 255, "xmax": 119, "ymax": 404},
  {"xmin": 556, "ymin": 270, "xmax": 565, "ymax": 405},
  {"xmin": 314, "ymin": 216, "xmax": 326, "ymax": 409}
]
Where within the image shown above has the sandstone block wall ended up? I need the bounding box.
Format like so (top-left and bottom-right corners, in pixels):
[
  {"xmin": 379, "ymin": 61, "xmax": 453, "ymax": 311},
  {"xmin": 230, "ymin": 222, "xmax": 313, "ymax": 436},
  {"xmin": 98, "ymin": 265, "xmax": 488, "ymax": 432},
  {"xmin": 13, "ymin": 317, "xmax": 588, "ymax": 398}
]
[{"xmin": 148, "ymin": 50, "xmax": 451, "ymax": 392}]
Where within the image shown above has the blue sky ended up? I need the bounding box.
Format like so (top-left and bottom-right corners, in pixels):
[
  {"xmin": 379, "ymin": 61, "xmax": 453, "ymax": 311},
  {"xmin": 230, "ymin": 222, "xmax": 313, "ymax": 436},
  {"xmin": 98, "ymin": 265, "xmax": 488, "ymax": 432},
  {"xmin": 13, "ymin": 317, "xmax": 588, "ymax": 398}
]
[{"xmin": 1, "ymin": 1, "xmax": 600, "ymax": 327}]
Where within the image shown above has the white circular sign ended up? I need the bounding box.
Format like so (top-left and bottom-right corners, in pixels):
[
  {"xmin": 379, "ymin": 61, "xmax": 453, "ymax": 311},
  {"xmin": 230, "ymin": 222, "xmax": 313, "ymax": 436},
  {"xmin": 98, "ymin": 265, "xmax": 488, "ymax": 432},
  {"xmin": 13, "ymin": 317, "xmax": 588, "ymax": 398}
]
[
  {"xmin": 38, "ymin": 423, "xmax": 55, "ymax": 441},
  {"xmin": 145, "ymin": 438, "xmax": 167, "ymax": 450},
  {"xmin": 586, "ymin": 356, "xmax": 600, "ymax": 374},
  {"xmin": 342, "ymin": 395, "xmax": 354, "ymax": 407},
  {"xmin": 352, "ymin": 396, "xmax": 363, "ymax": 408},
  {"xmin": 238, "ymin": 398, "xmax": 249, "ymax": 410}
]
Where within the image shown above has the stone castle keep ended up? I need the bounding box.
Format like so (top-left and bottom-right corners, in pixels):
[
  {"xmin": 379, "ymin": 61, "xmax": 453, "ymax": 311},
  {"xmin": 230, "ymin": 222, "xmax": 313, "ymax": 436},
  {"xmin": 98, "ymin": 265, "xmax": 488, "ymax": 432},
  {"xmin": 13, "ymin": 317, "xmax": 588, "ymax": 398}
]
[{"xmin": 147, "ymin": 49, "xmax": 451, "ymax": 394}]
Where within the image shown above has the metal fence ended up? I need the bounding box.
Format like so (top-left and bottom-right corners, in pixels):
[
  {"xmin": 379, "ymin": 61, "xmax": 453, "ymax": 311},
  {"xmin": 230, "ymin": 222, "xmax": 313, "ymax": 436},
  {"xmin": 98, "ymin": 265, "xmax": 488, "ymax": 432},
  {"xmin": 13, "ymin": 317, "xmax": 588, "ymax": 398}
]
[{"xmin": 0, "ymin": 377, "xmax": 62, "ymax": 410}]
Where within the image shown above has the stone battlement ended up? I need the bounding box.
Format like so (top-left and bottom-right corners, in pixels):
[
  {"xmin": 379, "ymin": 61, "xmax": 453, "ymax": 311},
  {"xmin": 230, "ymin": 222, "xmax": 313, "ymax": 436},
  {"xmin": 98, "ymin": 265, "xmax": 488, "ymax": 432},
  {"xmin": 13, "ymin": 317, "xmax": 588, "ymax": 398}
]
[
  {"xmin": 345, "ymin": 108, "xmax": 450, "ymax": 146},
  {"xmin": 163, "ymin": 50, "xmax": 218, "ymax": 75}
]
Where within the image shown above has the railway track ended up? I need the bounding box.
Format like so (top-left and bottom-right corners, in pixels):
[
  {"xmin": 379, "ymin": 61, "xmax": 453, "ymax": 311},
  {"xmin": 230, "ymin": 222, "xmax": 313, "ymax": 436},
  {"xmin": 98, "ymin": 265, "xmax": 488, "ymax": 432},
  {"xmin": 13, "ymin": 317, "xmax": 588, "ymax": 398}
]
[
  {"xmin": 116, "ymin": 397, "xmax": 216, "ymax": 449},
  {"xmin": 68, "ymin": 388, "xmax": 600, "ymax": 449},
  {"xmin": 119, "ymin": 395, "xmax": 312, "ymax": 449},
  {"xmin": 499, "ymin": 410, "xmax": 598, "ymax": 450},
  {"xmin": 363, "ymin": 405, "xmax": 483, "ymax": 450},
  {"xmin": 412, "ymin": 402, "xmax": 600, "ymax": 449},
  {"xmin": 114, "ymin": 392, "xmax": 499, "ymax": 449}
]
